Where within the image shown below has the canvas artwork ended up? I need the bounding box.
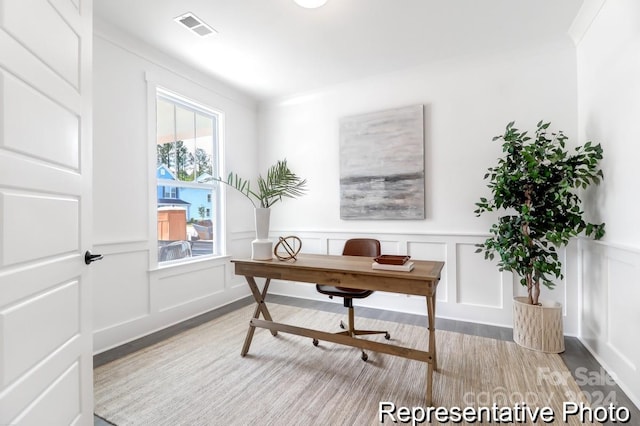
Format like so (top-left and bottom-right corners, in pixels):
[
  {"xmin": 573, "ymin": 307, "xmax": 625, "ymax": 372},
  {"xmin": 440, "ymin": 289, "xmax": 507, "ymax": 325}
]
[{"xmin": 340, "ymin": 104, "xmax": 425, "ymax": 220}]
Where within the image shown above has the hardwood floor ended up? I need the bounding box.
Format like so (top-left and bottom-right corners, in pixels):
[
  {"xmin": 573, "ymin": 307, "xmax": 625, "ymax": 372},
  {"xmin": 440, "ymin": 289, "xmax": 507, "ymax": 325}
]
[{"xmin": 94, "ymin": 295, "xmax": 638, "ymax": 425}]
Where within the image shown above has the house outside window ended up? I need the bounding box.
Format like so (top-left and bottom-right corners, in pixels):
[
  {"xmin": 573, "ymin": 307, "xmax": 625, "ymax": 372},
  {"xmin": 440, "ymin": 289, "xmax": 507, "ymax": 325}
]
[{"xmin": 156, "ymin": 88, "xmax": 222, "ymax": 263}]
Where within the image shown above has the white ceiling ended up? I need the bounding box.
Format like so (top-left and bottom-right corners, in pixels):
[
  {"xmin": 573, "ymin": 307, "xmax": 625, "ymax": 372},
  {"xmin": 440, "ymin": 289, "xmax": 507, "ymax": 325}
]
[{"xmin": 94, "ymin": 0, "xmax": 584, "ymax": 101}]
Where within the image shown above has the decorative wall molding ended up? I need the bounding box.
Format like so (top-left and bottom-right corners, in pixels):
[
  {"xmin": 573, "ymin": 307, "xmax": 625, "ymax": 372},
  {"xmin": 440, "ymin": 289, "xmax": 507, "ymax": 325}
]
[
  {"xmin": 568, "ymin": 0, "xmax": 607, "ymax": 45},
  {"xmin": 578, "ymin": 237, "xmax": 640, "ymax": 409},
  {"xmin": 266, "ymin": 229, "xmax": 575, "ymax": 333}
]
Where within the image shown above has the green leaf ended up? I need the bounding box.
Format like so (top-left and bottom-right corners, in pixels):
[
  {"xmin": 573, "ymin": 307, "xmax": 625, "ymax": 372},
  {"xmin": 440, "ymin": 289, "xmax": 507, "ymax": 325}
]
[
  {"xmin": 475, "ymin": 120, "xmax": 605, "ymax": 302},
  {"xmin": 215, "ymin": 159, "xmax": 307, "ymax": 209}
]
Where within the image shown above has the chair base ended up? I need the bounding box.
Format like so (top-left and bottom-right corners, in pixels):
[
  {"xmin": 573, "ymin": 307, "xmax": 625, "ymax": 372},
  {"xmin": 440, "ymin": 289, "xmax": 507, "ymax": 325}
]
[
  {"xmin": 312, "ymin": 305, "xmax": 390, "ymax": 361},
  {"xmin": 338, "ymin": 320, "xmax": 390, "ymax": 339}
]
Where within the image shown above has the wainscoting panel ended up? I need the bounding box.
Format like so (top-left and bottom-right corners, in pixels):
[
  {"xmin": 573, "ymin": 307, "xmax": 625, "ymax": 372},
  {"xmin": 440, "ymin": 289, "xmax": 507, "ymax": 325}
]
[
  {"xmin": 408, "ymin": 241, "xmax": 447, "ymax": 302},
  {"xmin": 407, "ymin": 241, "xmax": 446, "ymax": 260},
  {"xmin": 92, "ymin": 249, "xmax": 150, "ymax": 332},
  {"xmin": 607, "ymin": 256, "xmax": 637, "ymax": 371},
  {"xmin": 267, "ymin": 231, "xmax": 524, "ymax": 329},
  {"xmin": 581, "ymin": 242, "xmax": 607, "ymax": 339},
  {"xmin": 296, "ymin": 236, "xmax": 324, "ymax": 254},
  {"xmin": 456, "ymin": 242, "xmax": 502, "ymax": 308},
  {"xmin": 155, "ymin": 263, "xmax": 226, "ymax": 312},
  {"xmin": 579, "ymin": 239, "xmax": 640, "ymax": 409},
  {"xmin": 227, "ymin": 232, "xmax": 253, "ymax": 261},
  {"xmin": 93, "ymin": 235, "xmax": 252, "ymax": 354},
  {"xmin": 327, "ymin": 237, "xmax": 348, "ymax": 254}
]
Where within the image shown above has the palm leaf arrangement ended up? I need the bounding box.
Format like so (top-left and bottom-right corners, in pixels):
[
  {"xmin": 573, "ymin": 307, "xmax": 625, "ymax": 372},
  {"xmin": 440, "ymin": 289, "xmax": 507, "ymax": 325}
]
[{"xmin": 216, "ymin": 159, "xmax": 307, "ymax": 208}]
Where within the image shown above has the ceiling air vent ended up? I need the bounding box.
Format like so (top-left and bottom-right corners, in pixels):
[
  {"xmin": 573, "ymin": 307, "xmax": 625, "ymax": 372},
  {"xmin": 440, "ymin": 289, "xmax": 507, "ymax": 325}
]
[{"xmin": 174, "ymin": 12, "xmax": 217, "ymax": 37}]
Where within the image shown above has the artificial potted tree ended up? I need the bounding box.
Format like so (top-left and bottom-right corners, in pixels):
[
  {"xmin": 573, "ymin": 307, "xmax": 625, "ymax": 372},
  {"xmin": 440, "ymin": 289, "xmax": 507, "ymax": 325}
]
[
  {"xmin": 216, "ymin": 159, "xmax": 307, "ymax": 260},
  {"xmin": 474, "ymin": 121, "xmax": 605, "ymax": 353}
]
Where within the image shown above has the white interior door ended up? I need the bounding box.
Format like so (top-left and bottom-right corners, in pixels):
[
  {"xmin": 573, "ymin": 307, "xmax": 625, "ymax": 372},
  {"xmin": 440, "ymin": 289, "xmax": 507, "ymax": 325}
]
[{"xmin": 0, "ymin": 0, "xmax": 94, "ymax": 424}]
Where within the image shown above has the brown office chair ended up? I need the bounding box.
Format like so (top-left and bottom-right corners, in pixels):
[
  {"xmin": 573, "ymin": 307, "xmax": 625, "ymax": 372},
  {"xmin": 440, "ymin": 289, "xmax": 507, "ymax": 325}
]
[{"xmin": 315, "ymin": 238, "xmax": 390, "ymax": 361}]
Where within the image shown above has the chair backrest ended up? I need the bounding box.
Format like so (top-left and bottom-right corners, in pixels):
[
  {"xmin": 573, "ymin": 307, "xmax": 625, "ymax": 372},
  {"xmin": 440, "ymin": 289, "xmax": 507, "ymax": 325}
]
[
  {"xmin": 158, "ymin": 240, "xmax": 192, "ymax": 262},
  {"xmin": 342, "ymin": 238, "xmax": 381, "ymax": 257}
]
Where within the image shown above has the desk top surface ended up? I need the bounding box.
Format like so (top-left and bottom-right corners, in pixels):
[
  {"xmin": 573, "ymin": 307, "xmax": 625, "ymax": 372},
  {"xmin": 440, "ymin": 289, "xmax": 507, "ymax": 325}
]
[{"xmin": 232, "ymin": 254, "xmax": 444, "ymax": 295}]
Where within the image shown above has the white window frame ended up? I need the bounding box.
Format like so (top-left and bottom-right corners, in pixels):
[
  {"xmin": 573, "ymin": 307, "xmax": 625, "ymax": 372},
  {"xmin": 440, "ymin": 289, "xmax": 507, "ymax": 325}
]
[{"xmin": 147, "ymin": 77, "xmax": 226, "ymax": 268}]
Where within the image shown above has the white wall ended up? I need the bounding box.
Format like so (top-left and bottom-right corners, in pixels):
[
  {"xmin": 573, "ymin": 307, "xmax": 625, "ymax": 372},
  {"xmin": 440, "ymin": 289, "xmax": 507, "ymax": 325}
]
[
  {"xmin": 260, "ymin": 41, "xmax": 579, "ymax": 235},
  {"xmin": 576, "ymin": 0, "xmax": 640, "ymax": 408},
  {"xmin": 258, "ymin": 39, "xmax": 582, "ymax": 332},
  {"xmin": 92, "ymin": 21, "xmax": 258, "ymax": 353}
]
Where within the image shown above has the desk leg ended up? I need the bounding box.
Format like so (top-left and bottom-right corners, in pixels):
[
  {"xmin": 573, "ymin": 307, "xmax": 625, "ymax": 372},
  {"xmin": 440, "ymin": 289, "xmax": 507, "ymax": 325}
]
[
  {"xmin": 241, "ymin": 277, "xmax": 276, "ymax": 357},
  {"xmin": 427, "ymin": 294, "xmax": 437, "ymax": 371},
  {"xmin": 425, "ymin": 293, "xmax": 437, "ymax": 406}
]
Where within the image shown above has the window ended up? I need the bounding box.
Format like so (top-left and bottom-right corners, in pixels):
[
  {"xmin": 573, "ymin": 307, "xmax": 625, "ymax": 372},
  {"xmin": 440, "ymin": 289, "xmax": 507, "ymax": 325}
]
[
  {"xmin": 156, "ymin": 89, "xmax": 222, "ymax": 263},
  {"xmin": 162, "ymin": 186, "xmax": 178, "ymax": 199}
]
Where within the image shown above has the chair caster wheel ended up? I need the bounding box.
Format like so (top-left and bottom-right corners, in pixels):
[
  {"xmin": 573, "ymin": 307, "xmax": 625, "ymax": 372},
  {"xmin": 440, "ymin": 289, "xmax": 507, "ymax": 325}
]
[
  {"xmin": 339, "ymin": 321, "xmax": 346, "ymax": 330},
  {"xmin": 361, "ymin": 352, "xmax": 368, "ymax": 362},
  {"xmin": 312, "ymin": 339, "xmax": 319, "ymax": 347},
  {"xmin": 385, "ymin": 332, "xmax": 391, "ymax": 340}
]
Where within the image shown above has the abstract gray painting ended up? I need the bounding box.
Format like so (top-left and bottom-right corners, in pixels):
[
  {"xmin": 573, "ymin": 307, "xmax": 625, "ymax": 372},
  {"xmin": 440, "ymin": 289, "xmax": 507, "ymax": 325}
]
[{"xmin": 340, "ymin": 104, "xmax": 425, "ymax": 220}]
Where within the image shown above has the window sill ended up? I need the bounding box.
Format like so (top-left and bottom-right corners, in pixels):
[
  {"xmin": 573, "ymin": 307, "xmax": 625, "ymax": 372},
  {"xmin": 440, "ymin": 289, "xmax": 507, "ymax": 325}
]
[{"xmin": 150, "ymin": 254, "xmax": 232, "ymax": 274}]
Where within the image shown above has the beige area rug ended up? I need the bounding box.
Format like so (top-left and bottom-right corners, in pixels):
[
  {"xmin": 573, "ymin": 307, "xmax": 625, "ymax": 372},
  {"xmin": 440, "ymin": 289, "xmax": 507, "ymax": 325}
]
[{"xmin": 94, "ymin": 303, "xmax": 592, "ymax": 425}]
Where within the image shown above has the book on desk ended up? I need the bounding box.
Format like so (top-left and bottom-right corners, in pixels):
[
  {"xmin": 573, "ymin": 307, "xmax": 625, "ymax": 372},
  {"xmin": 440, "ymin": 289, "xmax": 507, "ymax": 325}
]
[
  {"xmin": 371, "ymin": 261, "xmax": 414, "ymax": 272},
  {"xmin": 371, "ymin": 255, "xmax": 415, "ymax": 272}
]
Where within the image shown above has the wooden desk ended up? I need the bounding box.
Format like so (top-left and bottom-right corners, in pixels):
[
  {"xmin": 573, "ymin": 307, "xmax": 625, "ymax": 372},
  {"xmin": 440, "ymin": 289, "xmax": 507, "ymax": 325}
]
[{"xmin": 232, "ymin": 253, "xmax": 444, "ymax": 405}]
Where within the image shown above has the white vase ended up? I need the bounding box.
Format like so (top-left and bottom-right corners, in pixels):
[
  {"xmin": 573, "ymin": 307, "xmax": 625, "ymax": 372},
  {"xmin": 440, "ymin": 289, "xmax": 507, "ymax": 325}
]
[
  {"xmin": 513, "ymin": 296, "xmax": 565, "ymax": 353},
  {"xmin": 251, "ymin": 207, "xmax": 272, "ymax": 260}
]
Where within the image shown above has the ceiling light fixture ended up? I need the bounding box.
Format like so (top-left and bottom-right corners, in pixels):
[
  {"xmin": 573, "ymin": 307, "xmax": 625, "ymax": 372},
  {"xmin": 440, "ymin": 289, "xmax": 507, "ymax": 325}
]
[
  {"xmin": 294, "ymin": 0, "xmax": 328, "ymax": 9},
  {"xmin": 174, "ymin": 12, "xmax": 217, "ymax": 37}
]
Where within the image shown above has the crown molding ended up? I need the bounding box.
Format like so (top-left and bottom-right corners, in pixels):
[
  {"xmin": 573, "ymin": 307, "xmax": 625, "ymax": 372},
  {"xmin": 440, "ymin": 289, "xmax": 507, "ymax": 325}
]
[{"xmin": 568, "ymin": 0, "xmax": 607, "ymax": 45}]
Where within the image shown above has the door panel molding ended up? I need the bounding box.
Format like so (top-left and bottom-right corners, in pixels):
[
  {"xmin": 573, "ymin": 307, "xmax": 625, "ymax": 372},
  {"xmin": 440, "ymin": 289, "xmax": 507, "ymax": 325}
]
[
  {"xmin": 0, "ymin": 0, "xmax": 81, "ymax": 89},
  {"xmin": 0, "ymin": 280, "xmax": 80, "ymax": 386}
]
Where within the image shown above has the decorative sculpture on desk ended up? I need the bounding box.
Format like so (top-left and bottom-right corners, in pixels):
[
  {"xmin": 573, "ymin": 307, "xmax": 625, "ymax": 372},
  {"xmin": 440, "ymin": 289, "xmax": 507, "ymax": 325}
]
[{"xmin": 274, "ymin": 236, "xmax": 302, "ymax": 261}]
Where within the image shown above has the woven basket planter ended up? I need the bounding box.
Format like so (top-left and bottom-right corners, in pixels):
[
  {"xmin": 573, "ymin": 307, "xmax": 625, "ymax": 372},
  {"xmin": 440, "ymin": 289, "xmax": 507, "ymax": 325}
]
[{"xmin": 512, "ymin": 296, "xmax": 565, "ymax": 353}]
